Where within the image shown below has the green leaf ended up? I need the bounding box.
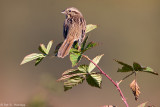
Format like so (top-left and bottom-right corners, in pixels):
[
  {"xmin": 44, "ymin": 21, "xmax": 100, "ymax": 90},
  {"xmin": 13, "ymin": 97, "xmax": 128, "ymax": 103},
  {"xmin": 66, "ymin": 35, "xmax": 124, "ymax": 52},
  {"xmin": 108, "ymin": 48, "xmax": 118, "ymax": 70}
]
[
  {"xmin": 20, "ymin": 53, "xmax": 44, "ymax": 65},
  {"xmin": 70, "ymin": 48, "xmax": 79, "ymax": 53},
  {"xmin": 86, "ymin": 24, "xmax": 97, "ymax": 33},
  {"xmin": 137, "ymin": 102, "xmax": 148, "ymax": 107},
  {"xmin": 86, "ymin": 73, "xmax": 102, "ymax": 88},
  {"xmin": 38, "ymin": 40, "xmax": 53, "ymax": 55},
  {"xmin": 81, "ymin": 36, "xmax": 88, "ymax": 51},
  {"xmin": 39, "ymin": 44, "xmax": 47, "ymax": 54},
  {"xmin": 88, "ymin": 54, "xmax": 104, "ymax": 73},
  {"xmin": 115, "ymin": 60, "xmax": 133, "ymax": 70},
  {"xmin": 58, "ymin": 69, "xmax": 86, "ymax": 81},
  {"xmin": 82, "ymin": 41, "xmax": 97, "ymax": 53},
  {"xmin": 133, "ymin": 62, "xmax": 143, "ymax": 71},
  {"xmin": 64, "ymin": 76, "xmax": 85, "ymax": 91},
  {"xmin": 115, "ymin": 60, "xmax": 133, "ymax": 72},
  {"xmin": 35, "ymin": 57, "xmax": 44, "ymax": 66},
  {"xmin": 62, "ymin": 69, "xmax": 85, "ymax": 76},
  {"xmin": 70, "ymin": 52, "xmax": 82, "ymax": 67},
  {"xmin": 141, "ymin": 67, "xmax": 158, "ymax": 75},
  {"xmin": 58, "ymin": 72, "xmax": 86, "ymax": 81},
  {"xmin": 62, "ymin": 69, "xmax": 78, "ymax": 76},
  {"xmin": 78, "ymin": 65, "xmax": 88, "ymax": 73},
  {"xmin": 46, "ymin": 40, "xmax": 53, "ymax": 54},
  {"xmin": 117, "ymin": 68, "xmax": 131, "ymax": 72},
  {"xmin": 116, "ymin": 60, "xmax": 158, "ymax": 75},
  {"xmin": 117, "ymin": 66, "xmax": 134, "ymax": 72}
]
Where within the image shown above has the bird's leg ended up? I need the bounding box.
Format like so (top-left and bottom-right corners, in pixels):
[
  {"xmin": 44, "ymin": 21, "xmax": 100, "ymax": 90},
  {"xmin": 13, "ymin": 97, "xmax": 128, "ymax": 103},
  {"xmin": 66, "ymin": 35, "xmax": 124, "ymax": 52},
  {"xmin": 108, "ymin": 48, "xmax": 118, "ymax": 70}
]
[
  {"xmin": 78, "ymin": 45, "xmax": 81, "ymax": 51},
  {"xmin": 78, "ymin": 38, "xmax": 83, "ymax": 51}
]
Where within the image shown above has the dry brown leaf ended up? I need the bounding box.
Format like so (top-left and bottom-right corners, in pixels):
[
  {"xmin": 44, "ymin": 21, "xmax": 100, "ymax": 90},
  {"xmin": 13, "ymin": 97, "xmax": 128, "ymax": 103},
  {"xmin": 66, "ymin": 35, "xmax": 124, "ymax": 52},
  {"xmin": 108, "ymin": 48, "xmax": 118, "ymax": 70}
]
[{"xmin": 130, "ymin": 79, "xmax": 140, "ymax": 100}]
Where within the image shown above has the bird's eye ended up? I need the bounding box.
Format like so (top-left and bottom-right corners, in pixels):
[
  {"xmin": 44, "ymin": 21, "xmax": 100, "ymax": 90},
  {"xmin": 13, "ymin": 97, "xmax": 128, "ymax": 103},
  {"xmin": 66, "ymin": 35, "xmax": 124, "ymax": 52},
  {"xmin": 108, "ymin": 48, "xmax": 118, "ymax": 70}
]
[{"xmin": 68, "ymin": 10, "xmax": 71, "ymax": 12}]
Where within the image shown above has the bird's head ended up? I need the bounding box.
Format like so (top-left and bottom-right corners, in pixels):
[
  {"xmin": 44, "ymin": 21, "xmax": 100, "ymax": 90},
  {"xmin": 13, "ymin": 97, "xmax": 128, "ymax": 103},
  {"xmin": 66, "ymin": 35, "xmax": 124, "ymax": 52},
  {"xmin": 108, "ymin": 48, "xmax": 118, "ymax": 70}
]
[{"xmin": 61, "ymin": 7, "xmax": 82, "ymax": 17}]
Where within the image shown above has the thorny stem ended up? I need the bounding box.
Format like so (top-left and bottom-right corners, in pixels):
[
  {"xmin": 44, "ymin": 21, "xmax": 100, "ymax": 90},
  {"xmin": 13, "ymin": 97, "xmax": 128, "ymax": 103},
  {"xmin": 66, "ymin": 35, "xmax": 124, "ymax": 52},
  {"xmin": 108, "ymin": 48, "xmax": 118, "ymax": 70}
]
[{"xmin": 82, "ymin": 55, "xmax": 129, "ymax": 107}]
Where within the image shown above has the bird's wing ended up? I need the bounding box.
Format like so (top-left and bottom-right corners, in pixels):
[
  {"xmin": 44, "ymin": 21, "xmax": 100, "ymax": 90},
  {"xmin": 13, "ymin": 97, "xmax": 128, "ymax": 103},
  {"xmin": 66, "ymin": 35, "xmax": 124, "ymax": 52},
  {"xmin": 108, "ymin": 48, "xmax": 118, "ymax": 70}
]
[
  {"xmin": 81, "ymin": 18, "xmax": 86, "ymax": 40},
  {"xmin": 63, "ymin": 19, "xmax": 69, "ymax": 39}
]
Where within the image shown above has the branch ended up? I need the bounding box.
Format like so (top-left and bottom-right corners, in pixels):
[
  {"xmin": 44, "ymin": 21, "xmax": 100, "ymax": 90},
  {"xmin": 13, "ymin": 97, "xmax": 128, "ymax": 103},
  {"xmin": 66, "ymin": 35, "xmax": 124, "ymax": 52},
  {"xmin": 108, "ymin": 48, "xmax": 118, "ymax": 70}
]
[{"xmin": 82, "ymin": 55, "xmax": 129, "ymax": 107}]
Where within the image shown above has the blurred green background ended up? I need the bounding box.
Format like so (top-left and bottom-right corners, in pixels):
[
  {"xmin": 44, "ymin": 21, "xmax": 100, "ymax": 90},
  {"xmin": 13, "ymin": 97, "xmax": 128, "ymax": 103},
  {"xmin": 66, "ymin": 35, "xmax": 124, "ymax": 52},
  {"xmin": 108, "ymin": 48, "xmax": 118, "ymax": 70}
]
[{"xmin": 0, "ymin": 0, "xmax": 160, "ymax": 107}]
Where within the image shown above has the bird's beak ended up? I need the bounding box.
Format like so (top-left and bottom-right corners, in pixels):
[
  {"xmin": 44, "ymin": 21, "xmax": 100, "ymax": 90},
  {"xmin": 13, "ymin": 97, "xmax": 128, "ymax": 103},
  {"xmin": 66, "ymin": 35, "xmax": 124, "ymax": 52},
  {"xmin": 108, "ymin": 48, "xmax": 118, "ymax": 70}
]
[{"xmin": 61, "ymin": 11, "xmax": 66, "ymax": 14}]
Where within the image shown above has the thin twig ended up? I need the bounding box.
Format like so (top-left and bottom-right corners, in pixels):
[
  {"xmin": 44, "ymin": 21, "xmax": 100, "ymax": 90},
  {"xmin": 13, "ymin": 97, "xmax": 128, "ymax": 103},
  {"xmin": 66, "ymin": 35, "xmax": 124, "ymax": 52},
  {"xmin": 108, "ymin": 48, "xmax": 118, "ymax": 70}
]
[
  {"xmin": 118, "ymin": 71, "xmax": 135, "ymax": 84},
  {"xmin": 134, "ymin": 70, "xmax": 137, "ymax": 100},
  {"xmin": 82, "ymin": 54, "xmax": 129, "ymax": 107}
]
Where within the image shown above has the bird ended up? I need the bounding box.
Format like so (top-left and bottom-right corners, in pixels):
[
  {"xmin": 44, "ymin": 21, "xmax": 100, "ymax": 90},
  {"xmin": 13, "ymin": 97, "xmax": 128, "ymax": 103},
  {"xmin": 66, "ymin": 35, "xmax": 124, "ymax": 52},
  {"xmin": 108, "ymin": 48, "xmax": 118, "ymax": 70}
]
[{"xmin": 57, "ymin": 7, "xmax": 86, "ymax": 58}]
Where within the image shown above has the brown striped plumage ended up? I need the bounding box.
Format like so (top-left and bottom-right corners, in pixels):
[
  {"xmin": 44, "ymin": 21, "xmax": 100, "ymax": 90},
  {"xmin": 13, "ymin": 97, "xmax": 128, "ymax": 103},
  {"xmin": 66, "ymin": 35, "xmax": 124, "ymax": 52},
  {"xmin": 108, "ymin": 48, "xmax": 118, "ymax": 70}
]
[{"xmin": 57, "ymin": 7, "xmax": 86, "ymax": 58}]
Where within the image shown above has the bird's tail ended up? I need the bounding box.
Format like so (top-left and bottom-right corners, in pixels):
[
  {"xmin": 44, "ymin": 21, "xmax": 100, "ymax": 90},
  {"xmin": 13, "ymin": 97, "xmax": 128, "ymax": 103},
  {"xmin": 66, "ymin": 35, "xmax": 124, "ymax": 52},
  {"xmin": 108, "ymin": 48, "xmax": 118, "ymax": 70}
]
[{"xmin": 57, "ymin": 38, "xmax": 74, "ymax": 58}]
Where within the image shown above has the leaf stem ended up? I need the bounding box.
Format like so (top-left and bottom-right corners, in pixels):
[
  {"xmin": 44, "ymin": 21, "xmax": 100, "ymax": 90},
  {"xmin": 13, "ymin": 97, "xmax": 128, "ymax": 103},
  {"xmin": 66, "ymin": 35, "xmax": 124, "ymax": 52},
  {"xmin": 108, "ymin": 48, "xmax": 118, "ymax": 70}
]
[
  {"xmin": 118, "ymin": 71, "xmax": 135, "ymax": 84},
  {"xmin": 82, "ymin": 55, "xmax": 129, "ymax": 107}
]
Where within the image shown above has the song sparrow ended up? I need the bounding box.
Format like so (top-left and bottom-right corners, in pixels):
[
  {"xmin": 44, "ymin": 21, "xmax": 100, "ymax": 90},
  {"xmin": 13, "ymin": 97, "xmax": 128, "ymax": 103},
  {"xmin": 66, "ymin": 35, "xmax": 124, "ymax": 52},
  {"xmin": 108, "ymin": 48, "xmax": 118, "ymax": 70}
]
[{"xmin": 57, "ymin": 7, "xmax": 86, "ymax": 58}]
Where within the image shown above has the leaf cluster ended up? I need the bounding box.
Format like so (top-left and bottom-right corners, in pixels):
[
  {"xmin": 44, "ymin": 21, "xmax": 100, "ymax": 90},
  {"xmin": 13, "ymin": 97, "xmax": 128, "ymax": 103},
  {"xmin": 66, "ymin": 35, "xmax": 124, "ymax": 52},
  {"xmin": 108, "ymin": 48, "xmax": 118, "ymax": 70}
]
[
  {"xmin": 115, "ymin": 60, "xmax": 158, "ymax": 75},
  {"xmin": 58, "ymin": 54, "xmax": 104, "ymax": 91},
  {"xmin": 115, "ymin": 60, "xmax": 158, "ymax": 101},
  {"xmin": 20, "ymin": 40, "xmax": 53, "ymax": 66}
]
